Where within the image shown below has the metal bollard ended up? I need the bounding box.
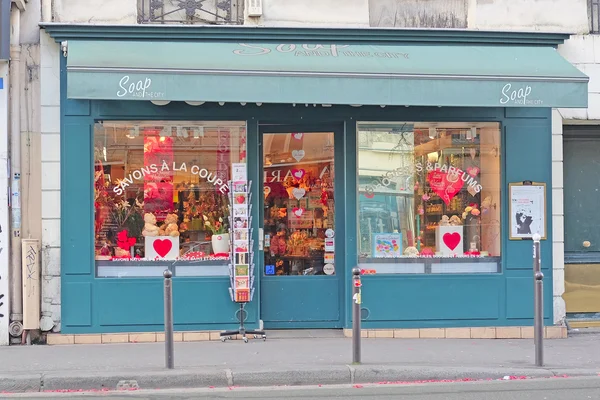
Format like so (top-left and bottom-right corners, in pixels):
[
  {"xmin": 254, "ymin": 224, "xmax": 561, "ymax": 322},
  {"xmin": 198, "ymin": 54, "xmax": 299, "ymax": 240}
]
[
  {"xmin": 532, "ymin": 234, "xmax": 544, "ymax": 367},
  {"xmin": 352, "ymin": 268, "xmax": 362, "ymax": 365},
  {"xmin": 164, "ymin": 269, "xmax": 174, "ymax": 369}
]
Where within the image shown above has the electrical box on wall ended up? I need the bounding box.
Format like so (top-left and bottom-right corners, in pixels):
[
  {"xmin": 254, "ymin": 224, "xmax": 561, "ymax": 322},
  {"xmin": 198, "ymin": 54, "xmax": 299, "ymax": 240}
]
[{"xmin": 247, "ymin": 0, "xmax": 262, "ymax": 17}]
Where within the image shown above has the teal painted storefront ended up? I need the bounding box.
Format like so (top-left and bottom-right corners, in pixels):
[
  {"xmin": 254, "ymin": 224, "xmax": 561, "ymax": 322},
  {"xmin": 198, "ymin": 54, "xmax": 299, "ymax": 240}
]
[{"xmin": 45, "ymin": 24, "xmax": 586, "ymax": 333}]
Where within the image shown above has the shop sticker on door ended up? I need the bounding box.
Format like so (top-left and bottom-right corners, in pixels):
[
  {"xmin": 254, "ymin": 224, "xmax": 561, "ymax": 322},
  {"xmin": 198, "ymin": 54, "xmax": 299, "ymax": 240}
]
[
  {"xmin": 265, "ymin": 265, "xmax": 275, "ymax": 275},
  {"xmin": 324, "ymin": 253, "xmax": 335, "ymax": 263},
  {"xmin": 292, "ymin": 188, "xmax": 306, "ymax": 200},
  {"xmin": 292, "ymin": 169, "xmax": 306, "ymax": 180},
  {"xmin": 292, "ymin": 150, "xmax": 306, "ymax": 162},
  {"xmin": 325, "ymin": 238, "xmax": 335, "ymax": 252},
  {"xmin": 323, "ymin": 263, "xmax": 335, "ymax": 275}
]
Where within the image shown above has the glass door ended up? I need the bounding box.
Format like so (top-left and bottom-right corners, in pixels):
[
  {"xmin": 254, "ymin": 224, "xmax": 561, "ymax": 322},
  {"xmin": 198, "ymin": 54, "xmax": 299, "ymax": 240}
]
[{"xmin": 259, "ymin": 128, "xmax": 342, "ymax": 328}]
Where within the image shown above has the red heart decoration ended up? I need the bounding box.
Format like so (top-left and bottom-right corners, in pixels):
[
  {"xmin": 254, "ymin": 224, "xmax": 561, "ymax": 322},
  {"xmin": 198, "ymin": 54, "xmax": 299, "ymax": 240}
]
[
  {"xmin": 443, "ymin": 232, "xmax": 461, "ymax": 251},
  {"xmin": 153, "ymin": 239, "xmax": 173, "ymax": 258},
  {"xmin": 364, "ymin": 192, "xmax": 375, "ymax": 199},
  {"xmin": 292, "ymin": 169, "xmax": 306, "ymax": 180},
  {"xmin": 292, "ymin": 207, "xmax": 305, "ymax": 218},
  {"xmin": 466, "ymin": 166, "xmax": 480, "ymax": 177},
  {"xmin": 427, "ymin": 169, "xmax": 464, "ymax": 205}
]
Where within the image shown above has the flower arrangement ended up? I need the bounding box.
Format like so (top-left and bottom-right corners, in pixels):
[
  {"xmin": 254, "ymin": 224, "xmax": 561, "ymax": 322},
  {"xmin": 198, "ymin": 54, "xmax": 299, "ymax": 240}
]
[
  {"xmin": 110, "ymin": 197, "xmax": 145, "ymax": 238},
  {"xmin": 203, "ymin": 214, "xmax": 228, "ymax": 235},
  {"xmin": 462, "ymin": 203, "xmax": 481, "ymax": 220}
]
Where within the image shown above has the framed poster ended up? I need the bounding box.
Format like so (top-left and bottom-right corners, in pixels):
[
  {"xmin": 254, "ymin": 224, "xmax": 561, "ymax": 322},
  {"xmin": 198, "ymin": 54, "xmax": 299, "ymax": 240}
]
[
  {"xmin": 372, "ymin": 233, "xmax": 402, "ymax": 258},
  {"xmin": 509, "ymin": 182, "xmax": 547, "ymax": 240}
]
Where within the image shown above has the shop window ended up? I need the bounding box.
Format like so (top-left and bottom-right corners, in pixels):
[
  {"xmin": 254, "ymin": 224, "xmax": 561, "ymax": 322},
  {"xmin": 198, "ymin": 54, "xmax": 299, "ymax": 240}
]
[
  {"xmin": 357, "ymin": 122, "xmax": 502, "ymax": 274},
  {"xmin": 93, "ymin": 121, "xmax": 246, "ymax": 278}
]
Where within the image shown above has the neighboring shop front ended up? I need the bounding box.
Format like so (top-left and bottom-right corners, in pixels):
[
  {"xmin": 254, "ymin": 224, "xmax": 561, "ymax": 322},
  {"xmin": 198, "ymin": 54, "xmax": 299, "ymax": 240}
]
[
  {"xmin": 563, "ymin": 125, "xmax": 600, "ymax": 327},
  {"xmin": 42, "ymin": 24, "xmax": 588, "ymax": 334}
]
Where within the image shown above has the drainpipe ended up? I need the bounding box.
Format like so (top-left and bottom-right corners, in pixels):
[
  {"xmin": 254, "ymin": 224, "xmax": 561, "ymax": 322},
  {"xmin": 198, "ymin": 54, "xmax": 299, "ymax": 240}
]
[{"xmin": 9, "ymin": 3, "xmax": 22, "ymax": 332}]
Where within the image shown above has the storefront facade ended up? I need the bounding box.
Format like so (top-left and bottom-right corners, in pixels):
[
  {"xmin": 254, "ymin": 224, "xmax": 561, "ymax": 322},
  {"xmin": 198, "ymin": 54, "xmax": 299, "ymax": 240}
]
[{"xmin": 42, "ymin": 24, "xmax": 588, "ymax": 334}]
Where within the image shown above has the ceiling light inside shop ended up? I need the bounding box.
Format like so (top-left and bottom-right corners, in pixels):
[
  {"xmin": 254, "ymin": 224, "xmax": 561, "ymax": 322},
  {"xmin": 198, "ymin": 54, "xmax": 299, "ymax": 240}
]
[
  {"xmin": 192, "ymin": 127, "xmax": 204, "ymax": 139},
  {"xmin": 126, "ymin": 126, "xmax": 139, "ymax": 139},
  {"xmin": 185, "ymin": 101, "xmax": 205, "ymax": 106},
  {"xmin": 219, "ymin": 102, "xmax": 225, "ymax": 106},
  {"xmin": 427, "ymin": 152, "xmax": 439, "ymax": 163},
  {"xmin": 429, "ymin": 127, "xmax": 436, "ymax": 139},
  {"xmin": 160, "ymin": 126, "xmax": 172, "ymax": 138}
]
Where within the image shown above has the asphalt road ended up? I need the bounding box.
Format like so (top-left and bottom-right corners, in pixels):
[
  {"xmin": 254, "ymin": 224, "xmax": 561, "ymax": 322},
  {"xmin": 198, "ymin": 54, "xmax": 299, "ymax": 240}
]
[{"xmin": 4, "ymin": 377, "xmax": 600, "ymax": 400}]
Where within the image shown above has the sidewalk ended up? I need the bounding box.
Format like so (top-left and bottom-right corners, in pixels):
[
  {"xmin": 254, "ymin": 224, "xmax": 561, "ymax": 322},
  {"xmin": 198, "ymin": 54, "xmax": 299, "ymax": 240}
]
[{"xmin": 1, "ymin": 330, "xmax": 599, "ymax": 393}]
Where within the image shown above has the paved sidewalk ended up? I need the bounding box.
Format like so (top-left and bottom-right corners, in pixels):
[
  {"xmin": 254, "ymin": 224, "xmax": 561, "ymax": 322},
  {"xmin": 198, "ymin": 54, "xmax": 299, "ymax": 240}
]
[{"xmin": 1, "ymin": 330, "xmax": 599, "ymax": 392}]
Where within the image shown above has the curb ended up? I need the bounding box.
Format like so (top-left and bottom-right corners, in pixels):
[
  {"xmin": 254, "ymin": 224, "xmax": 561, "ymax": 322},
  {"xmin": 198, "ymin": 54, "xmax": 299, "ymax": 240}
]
[{"xmin": 0, "ymin": 365, "xmax": 597, "ymax": 393}]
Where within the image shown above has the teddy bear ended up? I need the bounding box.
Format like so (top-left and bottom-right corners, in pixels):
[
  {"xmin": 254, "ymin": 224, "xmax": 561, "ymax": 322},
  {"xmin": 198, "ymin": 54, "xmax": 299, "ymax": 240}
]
[
  {"xmin": 160, "ymin": 213, "xmax": 180, "ymax": 237},
  {"xmin": 449, "ymin": 215, "xmax": 462, "ymax": 226},
  {"xmin": 141, "ymin": 213, "xmax": 160, "ymax": 237},
  {"xmin": 159, "ymin": 214, "xmax": 179, "ymax": 237},
  {"xmin": 403, "ymin": 246, "xmax": 419, "ymax": 257},
  {"xmin": 439, "ymin": 215, "xmax": 450, "ymax": 226}
]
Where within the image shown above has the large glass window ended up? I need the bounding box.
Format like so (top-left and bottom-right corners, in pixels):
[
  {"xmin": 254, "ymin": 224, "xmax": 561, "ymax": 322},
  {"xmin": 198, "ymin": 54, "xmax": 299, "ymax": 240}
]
[
  {"xmin": 93, "ymin": 121, "xmax": 246, "ymax": 278},
  {"xmin": 357, "ymin": 122, "xmax": 501, "ymax": 274}
]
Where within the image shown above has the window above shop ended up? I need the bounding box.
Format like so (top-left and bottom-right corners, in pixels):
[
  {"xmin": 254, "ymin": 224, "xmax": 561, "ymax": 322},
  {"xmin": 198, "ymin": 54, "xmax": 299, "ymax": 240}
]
[
  {"xmin": 137, "ymin": 0, "xmax": 244, "ymax": 24},
  {"xmin": 357, "ymin": 121, "xmax": 502, "ymax": 274}
]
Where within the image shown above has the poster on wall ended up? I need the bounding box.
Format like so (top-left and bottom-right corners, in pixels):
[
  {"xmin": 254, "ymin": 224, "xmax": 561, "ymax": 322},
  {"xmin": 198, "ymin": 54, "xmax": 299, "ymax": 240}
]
[
  {"xmin": 372, "ymin": 233, "xmax": 403, "ymax": 258},
  {"xmin": 509, "ymin": 182, "xmax": 546, "ymax": 240}
]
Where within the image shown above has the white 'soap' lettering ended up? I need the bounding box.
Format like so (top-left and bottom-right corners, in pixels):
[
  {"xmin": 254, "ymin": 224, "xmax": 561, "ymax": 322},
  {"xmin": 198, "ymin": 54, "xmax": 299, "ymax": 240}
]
[
  {"xmin": 233, "ymin": 43, "xmax": 271, "ymax": 56},
  {"xmin": 500, "ymin": 83, "xmax": 532, "ymax": 105},
  {"xmin": 117, "ymin": 76, "xmax": 152, "ymax": 98}
]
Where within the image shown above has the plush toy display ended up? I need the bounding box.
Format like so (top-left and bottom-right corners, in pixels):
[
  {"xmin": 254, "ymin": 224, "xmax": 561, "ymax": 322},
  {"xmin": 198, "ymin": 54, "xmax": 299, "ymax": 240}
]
[
  {"xmin": 142, "ymin": 213, "xmax": 160, "ymax": 237},
  {"xmin": 403, "ymin": 246, "xmax": 419, "ymax": 257},
  {"xmin": 439, "ymin": 215, "xmax": 450, "ymax": 226},
  {"xmin": 160, "ymin": 213, "xmax": 180, "ymax": 237},
  {"xmin": 449, "ymin": 215, "xmax": 462, "ymax": 226}
]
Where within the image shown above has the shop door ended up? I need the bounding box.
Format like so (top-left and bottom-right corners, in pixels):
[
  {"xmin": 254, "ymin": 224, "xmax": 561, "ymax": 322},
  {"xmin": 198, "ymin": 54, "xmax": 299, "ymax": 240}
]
[
  {"xmin": 563, "ymin": 127, "xmax": 600, "ymax": 325},
  {"xmin": 259, "ymin": 126, "xmax": 343, "ymax": 328}
]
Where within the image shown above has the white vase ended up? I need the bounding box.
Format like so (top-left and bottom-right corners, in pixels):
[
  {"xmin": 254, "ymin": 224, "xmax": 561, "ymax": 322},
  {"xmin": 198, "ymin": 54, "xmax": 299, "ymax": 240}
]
[{"xmin": 211, "ymin": 233, "xmax": 230, "ymax": 254}]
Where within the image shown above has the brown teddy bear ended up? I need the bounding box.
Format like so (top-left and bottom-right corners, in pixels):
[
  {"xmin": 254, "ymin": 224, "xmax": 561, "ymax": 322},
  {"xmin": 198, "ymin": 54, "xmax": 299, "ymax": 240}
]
[{"xmin": 160, "ymin": 213, "xmax": 180, "ymax": 237}]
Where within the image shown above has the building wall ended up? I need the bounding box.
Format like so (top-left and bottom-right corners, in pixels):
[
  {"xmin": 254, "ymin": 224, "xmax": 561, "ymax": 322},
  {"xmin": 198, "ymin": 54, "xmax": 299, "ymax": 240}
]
[
  {"xmin": 33, "ymin": 0, "xmax": 595, "ymax": 332},
  {"xmin": 0, "ymin": 61, "xmax": 10, "ymax": 345},
  {"xmin": 39, "ymin": 32, "xmax": 61, "ymax": 331}
]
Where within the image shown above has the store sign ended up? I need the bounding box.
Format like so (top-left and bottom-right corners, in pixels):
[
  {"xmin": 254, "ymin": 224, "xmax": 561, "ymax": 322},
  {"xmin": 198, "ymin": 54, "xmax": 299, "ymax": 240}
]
[
  {"xmin": 116, "ymin": 76, "xmax": 165, "ymax": 99},
  {"xmin": 113, "ymin": 160, "xmax": 228, "ymax": 195},
  {"xmin": 500, "ymin": 83, "xmax": 543, "ymax": 106},
  {"xmin": 233, "ymin": 43, "xmax": 409, "ymax": 60}
]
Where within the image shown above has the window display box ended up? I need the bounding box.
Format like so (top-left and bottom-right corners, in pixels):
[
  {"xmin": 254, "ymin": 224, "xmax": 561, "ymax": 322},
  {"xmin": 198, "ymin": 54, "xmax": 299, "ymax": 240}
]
[
  {"xmin": 435, "ymin": 225, "xmax": 464, "ymax": 256},
  {"xmin": 145, "ymin": 236, "xmax": 180, "ymax": 260}
]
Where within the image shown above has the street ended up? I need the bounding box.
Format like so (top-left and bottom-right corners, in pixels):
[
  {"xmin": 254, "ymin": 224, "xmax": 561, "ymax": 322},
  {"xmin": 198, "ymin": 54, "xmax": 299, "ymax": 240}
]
[{"xmin": 3, "ymin": 377, "xmax": 600, "ymax": 399}]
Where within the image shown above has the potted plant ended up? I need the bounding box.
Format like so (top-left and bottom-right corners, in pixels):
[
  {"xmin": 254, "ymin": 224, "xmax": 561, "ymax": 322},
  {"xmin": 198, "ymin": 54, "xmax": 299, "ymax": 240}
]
[{"xmin": 204, "ymin": 212, "xmax": 230, "ymax": 255}]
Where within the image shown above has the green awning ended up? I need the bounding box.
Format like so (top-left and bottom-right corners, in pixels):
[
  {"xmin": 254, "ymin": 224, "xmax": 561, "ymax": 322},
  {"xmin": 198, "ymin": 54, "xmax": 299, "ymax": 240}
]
[{"xmin": 66, "ymin": 40, "xmax": 588, "ymax": 108}]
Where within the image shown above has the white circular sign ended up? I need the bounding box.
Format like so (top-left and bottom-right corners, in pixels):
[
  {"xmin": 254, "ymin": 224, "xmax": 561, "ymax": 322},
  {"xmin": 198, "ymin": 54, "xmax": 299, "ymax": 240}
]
[
  {"xmin": 325, "ymin": 229, "xmax": 335, "ymax": 238},
  {"xmin": 323, "ymin": 264, "xmax": 335, "ymax": 275}
]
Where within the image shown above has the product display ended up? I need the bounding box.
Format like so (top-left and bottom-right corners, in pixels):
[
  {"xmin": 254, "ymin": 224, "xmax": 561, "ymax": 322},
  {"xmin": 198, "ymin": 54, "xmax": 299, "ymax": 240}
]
[
  {"xmin": 93, "ymin": 121, "xmax": 246, "ymax": 264},
  {"xmin": 358, "ymin": 122, "xmax": 502, "ymax": 268}
]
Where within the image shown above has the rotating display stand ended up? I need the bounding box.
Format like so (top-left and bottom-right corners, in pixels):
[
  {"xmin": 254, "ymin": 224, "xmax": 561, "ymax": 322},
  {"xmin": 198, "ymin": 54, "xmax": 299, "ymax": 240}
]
[{"xmin": 220, "ymin": 176, "xmax": 266, "ymax": 343}]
